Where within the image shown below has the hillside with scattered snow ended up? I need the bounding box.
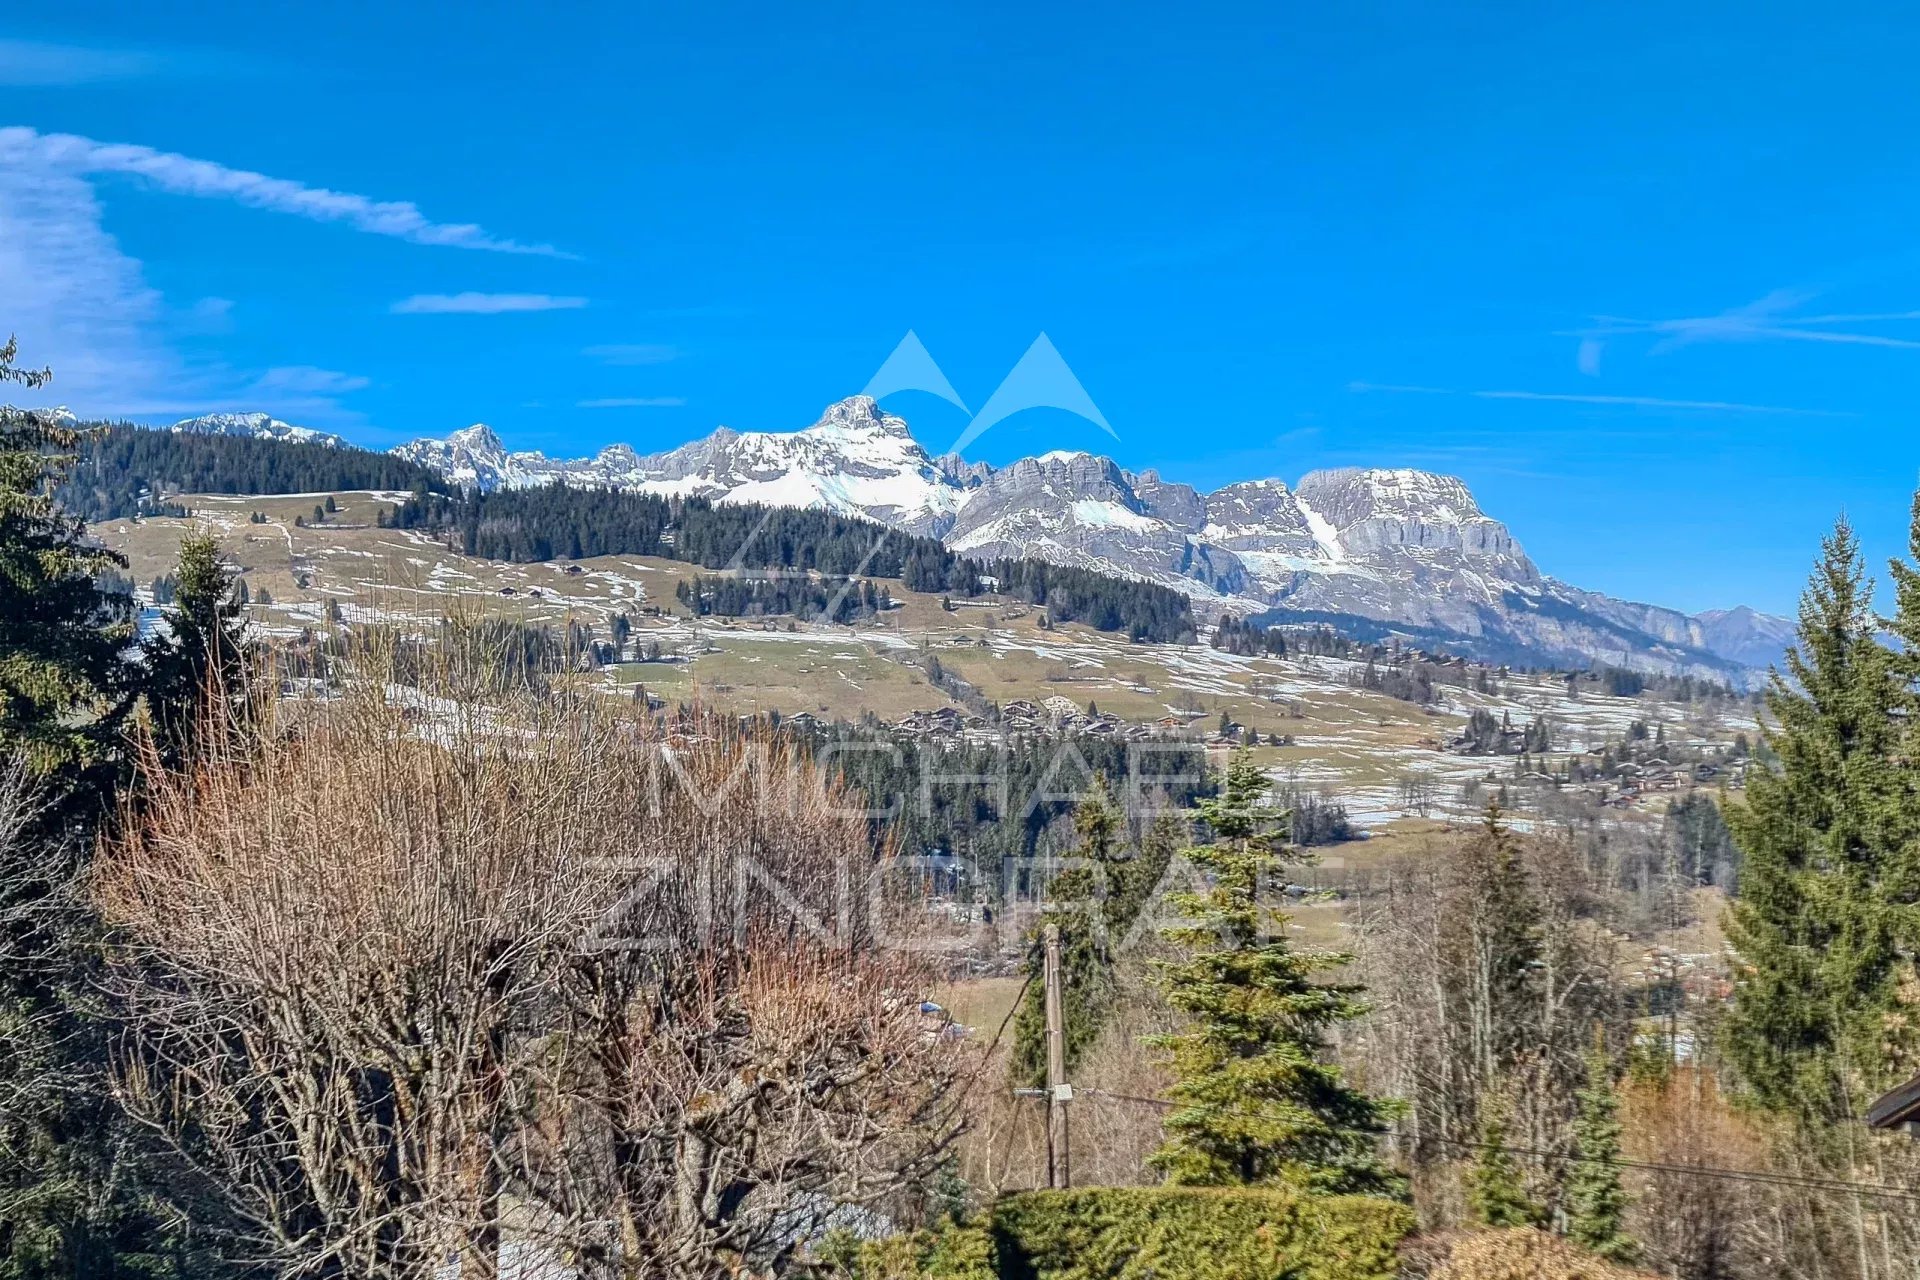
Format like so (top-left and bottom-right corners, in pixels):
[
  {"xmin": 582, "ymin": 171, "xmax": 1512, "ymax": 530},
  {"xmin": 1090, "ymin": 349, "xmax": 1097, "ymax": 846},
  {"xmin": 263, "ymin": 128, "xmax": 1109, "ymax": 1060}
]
[{"xmin": 185, "ymin": 395, "xmax": 1786, "ymax": 680}]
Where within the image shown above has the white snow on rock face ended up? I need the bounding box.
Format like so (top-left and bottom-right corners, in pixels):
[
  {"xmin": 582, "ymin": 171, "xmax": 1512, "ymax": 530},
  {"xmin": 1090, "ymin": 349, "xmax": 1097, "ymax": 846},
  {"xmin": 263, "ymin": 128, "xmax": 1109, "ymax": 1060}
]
[
  {"xmin": 179, "ymin": 394, "xmax": 1783, "ymax": 679},
  {"xmin": 170, "ymin": 412, "xmax": 348, "ymax": 448},
  {"xmin": 392, "ymin": 396, "xmax": 972, "ymax": 536}
]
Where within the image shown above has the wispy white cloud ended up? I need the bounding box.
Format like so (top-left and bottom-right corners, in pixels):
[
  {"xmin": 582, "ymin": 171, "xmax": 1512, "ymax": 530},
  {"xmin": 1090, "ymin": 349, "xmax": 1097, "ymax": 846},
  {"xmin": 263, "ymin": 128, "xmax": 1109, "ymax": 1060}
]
[
  {"xmin": 1472, "ymin": 389, "xmax": 1842, "ymax": 415},
  {"xmin": 246, "ymin": 365, "xmax": 371, "ymax": 396},
  {"xmin": 1582, "ymin": 288, "xmax": 1920, "ymax": 355},
  {"xmin": 0, "ymin": 124, "xmax": 573, "ymax": 415},
  {"xmin": 393, "ymin": 292, "xmax": 589, "ymax": 314},
  {"xmin": 1346, "ymin": 381, "xmax": 1453, "ymax": 396},
  {"xmin": 0, "ymin": 39, "xmax": 163, "ymax": 86},
  {"xmin": 1349, "ymin": 380, "xmax": 1841, "ymax": 417},
  {"xmin": 0, "ymin": 127, "xmax": 563, "ymax": 419},
  {"xmin": 577, "ymin": 396, "xmax": 685, "ymax": 409},
  {"xmin": 0, "ymin": 155, "xmax": 186, "ymax": 413},
  {"xmin": 583, "ymin": 342, "xmax": 680, "ymax": 365},
  {"xmin": 0, "ymin": 126, "xmax": 572, "ymax": 257},
  {"xmin": 183, "ymin": 295, "xmax": 235, "ymax": 331}
]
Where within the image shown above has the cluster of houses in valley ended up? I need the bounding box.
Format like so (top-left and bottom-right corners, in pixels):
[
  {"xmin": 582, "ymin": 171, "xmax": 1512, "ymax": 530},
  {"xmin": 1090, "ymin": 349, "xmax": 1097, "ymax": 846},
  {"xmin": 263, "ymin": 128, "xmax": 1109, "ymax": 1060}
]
[
  {"xmin": 878, "ymin": 697, "xmax": 1264, "ymax": 745},
  {"xmin": 1582, "ymin": 755, "xmax": 1752, "ymax": 807}
]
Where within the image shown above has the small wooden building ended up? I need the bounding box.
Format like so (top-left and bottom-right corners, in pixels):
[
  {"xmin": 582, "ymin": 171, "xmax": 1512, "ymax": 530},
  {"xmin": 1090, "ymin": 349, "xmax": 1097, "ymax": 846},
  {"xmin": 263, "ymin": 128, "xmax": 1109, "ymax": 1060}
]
[{"xmin": 1867, "ymin": 1075, "xmax": 1920, "ymax": 1134}]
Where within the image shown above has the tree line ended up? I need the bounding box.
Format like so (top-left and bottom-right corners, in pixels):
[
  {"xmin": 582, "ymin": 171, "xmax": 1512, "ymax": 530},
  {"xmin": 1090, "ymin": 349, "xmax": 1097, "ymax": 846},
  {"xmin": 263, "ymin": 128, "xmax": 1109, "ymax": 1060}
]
[
  {"xmin": 675, "ymin": 572, "xmax": 895, "ymax": 622},
  {"xmin": 393, "ymin": 485, "xmax": 1199, "ymax": 642},
  {"xmin": 60, "ymin": 422, "xmax": 443, "ymax": 521}
]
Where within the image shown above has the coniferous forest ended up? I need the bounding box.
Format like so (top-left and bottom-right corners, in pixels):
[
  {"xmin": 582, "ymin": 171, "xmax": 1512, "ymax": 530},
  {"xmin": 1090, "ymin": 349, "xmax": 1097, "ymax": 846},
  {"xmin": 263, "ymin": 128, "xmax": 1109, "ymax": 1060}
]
[
  {"xmin": 61, "ymin": 423, "xmax": 444, "ymax": 521},
  {"xmin": 392, "ymin": 484, "xmax": 1198, "ymax": 642}
]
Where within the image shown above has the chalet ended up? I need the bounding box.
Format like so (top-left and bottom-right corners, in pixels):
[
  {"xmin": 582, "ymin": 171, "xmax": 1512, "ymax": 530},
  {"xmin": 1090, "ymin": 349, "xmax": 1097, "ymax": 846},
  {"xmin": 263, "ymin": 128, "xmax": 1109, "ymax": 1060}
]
[{"xmin": 563, "ymin": 564, "xmax": 584, "ymax": 576}]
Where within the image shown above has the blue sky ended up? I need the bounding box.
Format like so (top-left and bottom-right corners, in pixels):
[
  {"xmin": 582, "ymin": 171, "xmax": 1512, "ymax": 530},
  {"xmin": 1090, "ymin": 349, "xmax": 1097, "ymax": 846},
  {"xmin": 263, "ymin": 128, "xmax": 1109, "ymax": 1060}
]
[{"xmin": 6, "ymin": 2, "xmax": 1920, "ymax": 617}]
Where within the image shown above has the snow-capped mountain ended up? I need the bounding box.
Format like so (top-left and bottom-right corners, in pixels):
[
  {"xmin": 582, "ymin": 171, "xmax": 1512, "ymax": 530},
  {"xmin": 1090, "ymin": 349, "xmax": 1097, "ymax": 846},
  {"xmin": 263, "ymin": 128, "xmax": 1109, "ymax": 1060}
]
[
  {"xmin": 170, "ymin": 412, "xmax": 347, "ymax": 448},
  {"xmin": 385, "ymin": 395, "xmax": 1785, "ymax": 679},
  {"xmin": 392, "ymin": 397, "xmax": 969, "ymax": 535},
  {"xmin": 1691, "ymin": 606, "xmax": 1799, "ymax": 673}
]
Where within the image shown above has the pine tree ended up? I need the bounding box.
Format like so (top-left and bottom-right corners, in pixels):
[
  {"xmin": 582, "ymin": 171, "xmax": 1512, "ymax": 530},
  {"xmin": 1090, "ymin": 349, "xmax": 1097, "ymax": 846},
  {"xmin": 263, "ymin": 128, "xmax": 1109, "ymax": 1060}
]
[
  {"xmin": 142, "ymin": 532, "xmax": 256, "ymax": 768},
  {"xmin": 0, "ymin": 341, "xmax": 207, "ymax": 1276},
  {"xmin": 1724, "ymin": 519, "xmax": 1907, "ymax": 1126},
  {"xmin": 0, "ymin": 341, "xmax": 136, "ymax": 785},
  {"xmin": 1147, "ymin": 749, "xmax": 1402, "ymax": 1195},
  {"xmin": 1565, "ymin": 1051, "xmax": 1636, "ymax": 1263},
  {"xmin": 1466, "ymin": 1106, "xmax": 1543, "ymax": 1227}
]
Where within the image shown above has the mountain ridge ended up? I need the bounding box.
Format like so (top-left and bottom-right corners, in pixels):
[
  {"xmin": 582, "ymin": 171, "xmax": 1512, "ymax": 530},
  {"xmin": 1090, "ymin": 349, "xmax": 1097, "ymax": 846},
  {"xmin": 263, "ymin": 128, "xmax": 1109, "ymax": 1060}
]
[{"xmin": 188, "ymin": 396, "xmax": 1788, "ymax": 680}]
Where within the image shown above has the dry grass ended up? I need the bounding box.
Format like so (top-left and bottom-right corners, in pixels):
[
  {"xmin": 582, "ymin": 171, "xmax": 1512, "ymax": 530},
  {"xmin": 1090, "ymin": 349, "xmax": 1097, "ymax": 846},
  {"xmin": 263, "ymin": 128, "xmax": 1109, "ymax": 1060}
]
[{"xmin": 1415, "ymin": 1229, "xmax": 1658, "ymax": 1280}]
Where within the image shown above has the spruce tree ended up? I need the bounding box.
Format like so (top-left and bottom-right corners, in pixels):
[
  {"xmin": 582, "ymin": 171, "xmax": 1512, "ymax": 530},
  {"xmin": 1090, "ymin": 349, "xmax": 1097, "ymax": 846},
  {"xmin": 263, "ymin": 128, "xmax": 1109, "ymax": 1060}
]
[
  {"xmin": 1565, "ymin": 1051, "xmax": 1636, "ymax": 1263},
  {"xmin": 0, "ymin": 340, "xmax": 136, "ymax": 786},
  {"xmin": 0, "ymin": 341, "xmax": 206, "ymax": 1276},
  {"xmin": 142, "ymin": 532, "xmax": 256, "ymax": 768},
  {"xmin": 1147, "ymin": 749, "xmax": 1402, "ymax": 1195},
  {"xmin": 1465, "ymin": 1106, "xmax": 1543, "ymax": 1228},
  {"xmin": 1881, "ymin": 490, "xmax": 1920, "ymax": 931},
  {"xmin": 1723, "ymin": 518, "xmax": 1907, "ymax": 1125}
]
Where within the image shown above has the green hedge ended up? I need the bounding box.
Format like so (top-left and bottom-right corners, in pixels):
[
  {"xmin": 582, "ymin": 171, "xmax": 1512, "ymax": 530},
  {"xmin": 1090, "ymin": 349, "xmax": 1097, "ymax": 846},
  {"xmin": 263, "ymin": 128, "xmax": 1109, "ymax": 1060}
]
[
  {"xmin": 829, "ymin": 1223, "xmax": 998, "ymax": 1280},
  {"xmin": 829, "ymin": 1187, "xmax": 1413, "ymax": 1280}
]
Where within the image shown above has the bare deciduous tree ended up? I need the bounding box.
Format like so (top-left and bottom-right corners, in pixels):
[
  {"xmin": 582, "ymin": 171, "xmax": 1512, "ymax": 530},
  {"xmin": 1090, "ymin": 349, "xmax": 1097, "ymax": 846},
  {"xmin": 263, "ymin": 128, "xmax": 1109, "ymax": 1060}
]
[{"xmin": 99, "ymin": 653, "xmax": 965, "ymax": 1280}]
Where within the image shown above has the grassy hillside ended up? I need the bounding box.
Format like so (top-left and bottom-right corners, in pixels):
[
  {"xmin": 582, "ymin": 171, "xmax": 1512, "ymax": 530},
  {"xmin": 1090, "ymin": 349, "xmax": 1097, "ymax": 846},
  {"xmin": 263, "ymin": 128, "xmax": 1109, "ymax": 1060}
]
[{"xmin": 97, "ymin": 488, "xmax": 1760, "ymax": 833}]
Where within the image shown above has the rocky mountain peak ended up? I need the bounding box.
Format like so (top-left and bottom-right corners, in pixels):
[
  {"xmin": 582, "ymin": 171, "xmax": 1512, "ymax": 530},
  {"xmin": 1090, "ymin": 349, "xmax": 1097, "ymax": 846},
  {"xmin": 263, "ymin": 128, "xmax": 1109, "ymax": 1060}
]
[
  {"xmin": 445, "ymin": 423, "xmax": 505, "ymax": 454},
  {"xmin": 1296, "ymin": 466, "xmax": 1484, "ymax": 523},
  {"xmin": 366, "ymin": 396, "xmax": 1781, "ymax": 679},
  {"xmin": 804, "ymin": 395, "xmax": 912, "ymax": 442},
  {"xmin": 1293, "ymin": 466, "xmax": 1532, "ymax": 578}
]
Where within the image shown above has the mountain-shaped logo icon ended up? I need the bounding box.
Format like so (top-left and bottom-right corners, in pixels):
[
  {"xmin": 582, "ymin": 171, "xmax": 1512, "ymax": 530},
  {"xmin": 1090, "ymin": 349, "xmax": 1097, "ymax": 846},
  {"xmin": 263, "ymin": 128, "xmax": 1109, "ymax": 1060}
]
[{"xmin": 860, "ymin": 330, "xmax": 1117, "ymax": 455}]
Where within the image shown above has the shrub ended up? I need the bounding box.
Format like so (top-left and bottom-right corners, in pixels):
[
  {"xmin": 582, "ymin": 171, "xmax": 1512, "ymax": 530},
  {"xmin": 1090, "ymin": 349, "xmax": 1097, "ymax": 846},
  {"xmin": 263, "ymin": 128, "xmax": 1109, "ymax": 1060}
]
[
  {"xmin": 990, "ymin": 1187, "xmax": 1410, "ymax": 1280},
  {"xmin": 828, "ymin": 1222, "xmax": 997, "ymax": 1280},
  {"xmin": 825, "ymin": 1187, "xmax": 1412, "ymax": 1280}
]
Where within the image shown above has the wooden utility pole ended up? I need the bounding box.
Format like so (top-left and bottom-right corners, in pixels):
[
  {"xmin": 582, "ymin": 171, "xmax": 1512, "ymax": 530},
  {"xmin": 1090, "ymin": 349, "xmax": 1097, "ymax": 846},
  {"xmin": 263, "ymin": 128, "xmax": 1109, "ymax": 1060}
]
[{"xmin": 1043, "ymin": 921, "xmax": 1070, "ymax": 1189}]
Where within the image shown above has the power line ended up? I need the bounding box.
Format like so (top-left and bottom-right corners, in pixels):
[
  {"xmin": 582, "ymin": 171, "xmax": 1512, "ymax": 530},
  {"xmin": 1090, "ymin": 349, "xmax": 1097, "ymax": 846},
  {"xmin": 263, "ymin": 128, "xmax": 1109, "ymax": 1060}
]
[
  {"xmin": 1073, "ymin": 1088, "xmax": 1920, "ymax": 1204},
  {"xmin": 931, "ymin": 971, "xmax": 1035, "ymax": 1136}
]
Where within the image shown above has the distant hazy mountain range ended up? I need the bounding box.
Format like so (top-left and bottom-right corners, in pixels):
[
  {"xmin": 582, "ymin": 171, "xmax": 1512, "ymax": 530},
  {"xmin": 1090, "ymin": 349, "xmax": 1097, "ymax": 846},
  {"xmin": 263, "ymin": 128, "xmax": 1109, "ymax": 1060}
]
[{"xmin": 168, "ymin": 398, "xmax": 1792, "ymax": 680}]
